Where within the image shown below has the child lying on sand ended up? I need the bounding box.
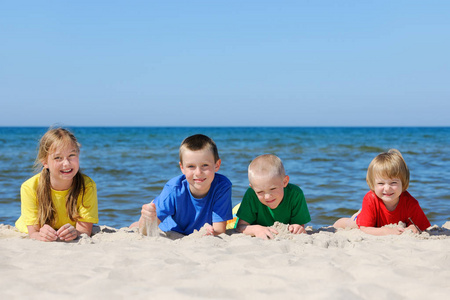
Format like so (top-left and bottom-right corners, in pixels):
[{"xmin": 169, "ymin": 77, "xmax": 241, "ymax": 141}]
[
  {"xmin": 236, "ymin": 154, "xmax": 311, "ymax": 240},
  {"xmin": 334, "ymin": 149, "xmax": 430, "ymax": 235}
]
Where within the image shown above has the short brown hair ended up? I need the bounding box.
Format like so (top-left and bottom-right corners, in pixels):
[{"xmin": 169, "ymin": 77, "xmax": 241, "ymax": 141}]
[
  {"xmin": 179, "ymin": 134, "xmax": 219, "ymax": 163},
  {"xmin": 366, "ymin": 149, "xmax": 410, "ymax": 191}
]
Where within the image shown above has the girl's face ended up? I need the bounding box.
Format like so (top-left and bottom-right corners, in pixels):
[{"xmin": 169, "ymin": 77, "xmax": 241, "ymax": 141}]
[
  {"xmin": 43, "ymin": 143, "xmax": 80, "ymax": 191},
  {"xmin": 373, "ymin": 177, "xmax": 403, "ymax": 211}
]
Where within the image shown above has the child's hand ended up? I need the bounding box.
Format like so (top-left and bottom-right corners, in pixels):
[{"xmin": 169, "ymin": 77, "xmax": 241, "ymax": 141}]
[
  {"xmin": 406, "ymin": 224, "xmax": 419, "ymax": 234},
  {"xmin": 288, "ymin": 224, "xmax": 306, "ymax": 234},
  {"xmin": 253, "ymin": 225, "xmax": 278, "ymax": 240},
  {"xmin": 360, "ymin": 226, "xmax": 406, "ymax": 236},
  {"xmin": 204, "ymin": 224, "xmax": 215, "ymax": 236},
  {"xmin": 39, "ymin": 224, "xmax": 58, "ymax": 242},
  {"xmin": 139, "ymin": 201, "xmax": 159, "ymax": 235},
  {"xmin": 57, "ymin": 224, "xmax": 78, "ymax": 241},
  {"xmin": 141, "ymin": 202, "xmax": 157, "ymax": 220}
]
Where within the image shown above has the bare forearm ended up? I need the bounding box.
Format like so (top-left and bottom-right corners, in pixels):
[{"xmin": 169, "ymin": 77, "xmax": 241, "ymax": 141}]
[
  {"xmin": 236, "ymin": 224, "xmax": 256, "ymax": 236},
  {"xmin": 212, "ymin": 221, "xmax": 226, "ymax": 235},
  {"xmin": 28, "ymin": 231, "xmax": 45, "ymax": 241},
  {"xmin": 76, "ymin": 222, "xmax": 94, "ymax": 236},
  {"xmin": 27, "ymin": 225, "xmax": 57, "ymax": 242},
  {"xmin": 236, "ymin": 223, "xmax": 278, "ymax": 240},
  {"xmin": 360, "ymin": 226, "xmax": 402, "ymax": 236},
  {"xmin": 360, "ymin": 227, "xmax": 386, "ymax": 236}
]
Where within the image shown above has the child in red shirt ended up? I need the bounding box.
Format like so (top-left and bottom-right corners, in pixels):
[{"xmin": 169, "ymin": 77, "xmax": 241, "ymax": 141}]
[{"xmin": 334, "ymin": 149, "xmax": 430, "ymax": 235}]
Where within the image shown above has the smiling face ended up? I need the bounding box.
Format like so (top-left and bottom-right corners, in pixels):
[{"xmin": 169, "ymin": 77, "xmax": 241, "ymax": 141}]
[
  {"xmin": 43, "ymin": 143, "xmax": 80, "ymax": 191},
  {"xmin": 373, "ymin": 177, "xmax": 403, "ymax": 211},
  {"xmin": 250, "ymin": 175, "xmax": 289, "ymax": 209},
  {"xmin": 179, "ymin": 148, "xmax": 221, "ymax": 198}
]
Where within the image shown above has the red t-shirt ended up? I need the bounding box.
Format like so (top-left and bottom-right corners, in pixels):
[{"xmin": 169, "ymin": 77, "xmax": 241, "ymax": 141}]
[{"xmin": 356, "ymin": 190, "xmax": 431, "ymax": 231}]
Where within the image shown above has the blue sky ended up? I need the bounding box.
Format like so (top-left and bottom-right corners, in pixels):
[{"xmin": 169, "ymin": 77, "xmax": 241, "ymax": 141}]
[{"xmin": 1, "ymin": 1, "xmax": 449, "ymax": 127}]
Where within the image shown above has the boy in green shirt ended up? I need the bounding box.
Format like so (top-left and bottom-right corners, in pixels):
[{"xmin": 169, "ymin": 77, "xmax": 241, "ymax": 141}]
[{"xmin": 236, "ymin": 154, "xmax": 311, "ymax": 240}]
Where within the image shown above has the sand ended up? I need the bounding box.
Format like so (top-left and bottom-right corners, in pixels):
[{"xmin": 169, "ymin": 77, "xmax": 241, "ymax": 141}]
[{"xmin": 1, "ymin": 222, "xmax": 449, "ymax": 300}]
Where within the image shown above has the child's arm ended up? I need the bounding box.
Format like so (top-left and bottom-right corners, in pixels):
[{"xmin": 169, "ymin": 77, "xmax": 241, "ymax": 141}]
[
  {"xmin": 27, "ymin": 224, "xmax": 58, "ymax": 242},
  {"xmin": 138, "ymin": 202, "xmax": 161, "ymax": 235},
  {"xmin": 76, "ymin": 221, "xmax": 94, "ymax": 236},
  {"xmin": 203, "ymin": 221, "xmax": 227, "ymax": 236},
  {"xmin": 56, "ymin": 222, "xmax": 93, "ymax": 241},
  {"xmin": 210, "ymin": 221, "xmax": 227, "ymax": 235},
  {"xmin": 406, "ymin": 224, "xmax": 420, "ymax": 234},
  {"xmin": 359, "ymin": 226, "xmax": 405, "ymax": 236},
  {"xmin": 208, "ymin": 176, "xmax": 232, "ymax": 236},
  {"xmin": 28, "ymin": 222, "xmax": 94, "ymax": 242},
  {"xmin": 236, "ymin": 219, "xmax": 278, "ymax": 240}
]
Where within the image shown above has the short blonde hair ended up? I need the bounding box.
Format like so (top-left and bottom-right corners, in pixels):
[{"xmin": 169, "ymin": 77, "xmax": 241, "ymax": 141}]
[
  {"xmin": 366, "ymin": 149, "xmax": 409, "ymax": 191},
  {"xmin": 248, "ymin": 154, "xmax": 285, "ymax": 184}
]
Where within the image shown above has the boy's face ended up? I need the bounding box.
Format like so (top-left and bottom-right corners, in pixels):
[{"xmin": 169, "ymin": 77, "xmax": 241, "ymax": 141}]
[
  {"xmin": 373, "ymin": 177, "xmax": 403, "ymax": 210},
  {"xmin": 179, "ymin": 148, "xmax": 221, "ymax": 199},
  {"xmin": 250, "ymin": 175, "xmax": 289, "ymax": 209}
]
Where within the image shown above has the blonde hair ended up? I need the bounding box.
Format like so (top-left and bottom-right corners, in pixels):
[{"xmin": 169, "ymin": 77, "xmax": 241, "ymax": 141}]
[
  {"xmin": 366, "ymin": 149, "xmax": 410, "ymax": 191},
  {"xmin": 35, "ymin": 127, "xmax": 86, "ymax": 228},
  {"xmin": 248, "ymin": 154, "xmax": 285, "ymax": 184},
  {"xmin": 179, "ymin": 134, "xmax": 219, "ymax": 164}
]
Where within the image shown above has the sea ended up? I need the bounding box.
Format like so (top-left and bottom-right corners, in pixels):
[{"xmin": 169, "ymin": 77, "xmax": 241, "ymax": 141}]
[{"xmin": 0, "ymin": 127, "xmax": 449, "ymax": 229}]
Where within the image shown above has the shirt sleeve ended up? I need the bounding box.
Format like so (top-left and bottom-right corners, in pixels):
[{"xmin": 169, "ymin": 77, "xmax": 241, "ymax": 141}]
[
  {"xmin": 154, "ymin": 183, "xmax": 177, "ymax": 223},
  {"xmin": 211, "ymin": 178, "xmax": 233, "ymax": 223},
  {"xmin": 19, "ymin": 182, "xmax": 39, "ymax": 227},
  {"xmin": 77, "ymin": 179, "xmax": 99, "ymax": 224},
  {"xmin": 289, "ymin": 187, "xmax": 311, "ymax": 225},
  {"xmin": 406, "ymin": 194, "xmax": 431, "ymax": 231},
  {"xmin": 236, "ymin": 188, "xmax": 258, "ymax": 224},
  {"xmin": 356, "ymin": 191, "xmax": 377, "ymax": 227}
]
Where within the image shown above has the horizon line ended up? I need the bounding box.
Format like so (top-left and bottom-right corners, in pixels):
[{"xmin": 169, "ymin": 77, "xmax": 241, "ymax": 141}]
[{"xmin": 1, "ymin": 125, "xmax": 449, "ymax": 129}]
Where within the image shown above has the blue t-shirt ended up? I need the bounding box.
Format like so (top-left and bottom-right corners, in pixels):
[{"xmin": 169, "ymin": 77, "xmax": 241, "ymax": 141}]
[{"xmin": 154, "ymin": 173, "xmax": 233, "ymax": 235}]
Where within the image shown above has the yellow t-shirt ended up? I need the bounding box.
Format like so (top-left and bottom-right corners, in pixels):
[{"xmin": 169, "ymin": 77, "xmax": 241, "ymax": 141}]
[{"xmin": 15, "ymin": 174, "xmax": 99, "ymax": 233}]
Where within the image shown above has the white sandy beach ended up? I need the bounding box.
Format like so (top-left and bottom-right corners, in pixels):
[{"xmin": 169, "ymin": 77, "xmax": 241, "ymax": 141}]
[{"xmin": 1, "ymin": 222, "xmax": 449, "ymax": 300}]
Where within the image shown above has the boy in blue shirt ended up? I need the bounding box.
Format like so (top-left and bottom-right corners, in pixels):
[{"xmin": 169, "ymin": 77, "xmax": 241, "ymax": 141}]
[{"xmin": 132, "ymin": 134, "xmax": 232, "ymax": 236}]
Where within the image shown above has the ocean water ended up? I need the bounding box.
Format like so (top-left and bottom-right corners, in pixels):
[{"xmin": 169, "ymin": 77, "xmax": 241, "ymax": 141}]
[{"xmin": 0, "ymin": 127, "xmax": 449, "ymax": 229}]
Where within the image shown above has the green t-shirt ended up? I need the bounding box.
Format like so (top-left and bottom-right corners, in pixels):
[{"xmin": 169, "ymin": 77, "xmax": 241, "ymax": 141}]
[{"xmin": 236, "ymin": 183, "xmax": 311, "ymax": 226}]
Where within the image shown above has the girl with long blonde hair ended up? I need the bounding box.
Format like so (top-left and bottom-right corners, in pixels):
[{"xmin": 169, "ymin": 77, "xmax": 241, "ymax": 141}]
[{"xmin": 16, "ymin": 127, "xmax": 98, "ymax": 241}]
